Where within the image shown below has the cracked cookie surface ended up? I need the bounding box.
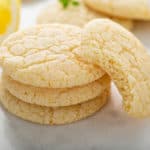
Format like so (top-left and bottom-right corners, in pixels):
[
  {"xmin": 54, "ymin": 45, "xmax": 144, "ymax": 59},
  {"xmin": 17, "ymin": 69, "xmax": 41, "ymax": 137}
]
[
  {"xmin": 0, "ymin": 80, "xmax": 109, "ymax": 125},
  {"xmin": 37, "ymin": 0, "xmax": 133, "ymax": 30},
  {"xmin": 84, "ymin": 0, "xmax": 150, "ymax": 20},
  {"xmin": 0, "ymin": 24, "xmax": 105, "ymax": 88},
  {"xmin": 3, "ymin": 74, "xmax": 110, "ymax": 107},
  {"xmin": 76, "ymin": 19, "xmax": 150, "ymax": 117}
]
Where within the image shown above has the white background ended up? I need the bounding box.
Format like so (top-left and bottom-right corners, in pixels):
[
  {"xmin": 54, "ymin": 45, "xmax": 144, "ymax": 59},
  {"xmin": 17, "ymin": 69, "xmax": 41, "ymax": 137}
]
[{"xmin": 0, "ymin": 0, "xmax": 150, "ymax": 150}]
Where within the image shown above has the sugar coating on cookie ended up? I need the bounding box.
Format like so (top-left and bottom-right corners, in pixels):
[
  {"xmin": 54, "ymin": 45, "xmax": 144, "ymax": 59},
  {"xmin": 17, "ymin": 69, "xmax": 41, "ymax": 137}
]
[
  {"xmin": 0, "ymin": 24, "xmax": 105, "ymax": 88},
  {"xmin": 75, "ymin": 19, "xmax": 150, "ymax": 117},
  {"xmin": 3, "ymin": 74, "xmax": 110, "ymax": 107},
  {"xmin": 0, "ymin": 83, "xmax": 109, "ymax": 125},
  {"xmin": 84, "ymin": 0, "xmax": 150, "ymax": 20},
  {"xmin": 37, "ymin": 0, "xmax": 133, "ymax": 30}
]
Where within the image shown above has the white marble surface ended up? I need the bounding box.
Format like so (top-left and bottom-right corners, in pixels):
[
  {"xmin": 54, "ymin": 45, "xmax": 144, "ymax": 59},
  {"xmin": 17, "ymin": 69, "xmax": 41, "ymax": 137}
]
[{"xmin": 0, "ymin": 1, "xmax": 150, "ymax": 150}]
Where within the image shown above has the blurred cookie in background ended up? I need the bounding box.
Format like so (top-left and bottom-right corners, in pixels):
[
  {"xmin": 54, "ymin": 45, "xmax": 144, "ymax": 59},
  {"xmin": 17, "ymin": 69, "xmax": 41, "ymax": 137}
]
[
  {"xmin": 84, "ymin": 0, "xmax": 150, "ymax": 20},
  {"xmin": 37, "ymin": 0, "xmax": 134, "ymax": 30}
]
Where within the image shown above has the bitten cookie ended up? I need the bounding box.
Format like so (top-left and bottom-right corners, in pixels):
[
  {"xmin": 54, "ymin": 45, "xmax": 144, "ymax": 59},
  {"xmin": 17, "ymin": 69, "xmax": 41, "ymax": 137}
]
[
  {"xmin": 3, "ymin": 74, "xmax": 110, "ymax": 107},
  {"xmin": 75, "ymin": 19, "xmax": 150, "ymax": 117},
  {"xmin": 37, "ymin": 0, "xmax": 133, "ymax": 30},
  {"xmin": 0, "ymin": 83, "xmax": 109, "ymax": 125},
  {"xmin": 0, "ymin": 24, "xmax": 105, "ymax": 88},
  {"xmin": 84, "ymin": 0, "xmax": 150, "ymax": 20}
]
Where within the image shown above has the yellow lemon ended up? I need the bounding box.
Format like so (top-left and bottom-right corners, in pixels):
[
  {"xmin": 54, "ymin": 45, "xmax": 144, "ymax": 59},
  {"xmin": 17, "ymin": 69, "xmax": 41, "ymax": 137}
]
[{"xmin": 0, "ymin": 0, "xmax": 20, "ymax": 42}]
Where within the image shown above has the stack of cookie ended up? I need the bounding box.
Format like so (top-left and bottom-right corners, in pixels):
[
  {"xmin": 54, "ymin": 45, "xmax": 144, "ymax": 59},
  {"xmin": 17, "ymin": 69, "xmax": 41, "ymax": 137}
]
[
  {"xmin": 0, "ymin": 24, "xmax": 111, "ymax": 125},
  {"xmin": 37, "ymin": 0, "xmax": 134, "ymax": 30}
]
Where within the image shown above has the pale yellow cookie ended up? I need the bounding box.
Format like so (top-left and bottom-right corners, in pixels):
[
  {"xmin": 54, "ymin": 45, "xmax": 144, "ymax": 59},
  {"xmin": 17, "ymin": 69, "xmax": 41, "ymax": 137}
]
[
  {"xmin": 84, "ymin": 0, "xmax": 150, "ymax": 20},
  {"xmin": 37, "ymin": 0, "xmax": 133, "ymax": 30},
  {"xmin": 0, "ymin": 83, "xmax": 109, "ymax": 125},
  {"xmin": 0, "ymin": 24, "xmax": 105, "ymax": 88},
  {"xmin": 2, "ymin": 74, "xmax": 110, "ymax": 107},
  {"xmin": 75, "ymin": 19, "xmax": 150, "ymax": 117}
]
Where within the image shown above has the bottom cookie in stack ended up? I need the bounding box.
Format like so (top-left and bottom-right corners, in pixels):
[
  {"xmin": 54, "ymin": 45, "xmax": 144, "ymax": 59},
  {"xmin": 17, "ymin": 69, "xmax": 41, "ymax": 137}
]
[{"xmin": 0, "ymin": 75, "xmax": 110, "ymax": 125}]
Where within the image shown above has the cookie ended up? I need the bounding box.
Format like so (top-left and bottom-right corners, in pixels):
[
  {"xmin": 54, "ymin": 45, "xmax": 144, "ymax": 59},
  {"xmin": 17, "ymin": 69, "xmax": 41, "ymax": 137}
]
[
  {"xmin": 0, "ymin": 24, "xmax": 105, "ymax": 88},
  {"xmin": 75, "ymin": 19, "xmax": 150, "ymax": 117},
  {"xmin": 2, "ymin": 74, "xmax": 110, "ymax": 107},
  {"xmin": 0, "ymin": 83, "xmax": 109, "ymax": 125},
  {"xmin": 37, "ymin": 0, "xmax": 133, "ymax": 30},
  {"xmin": 84, "ymin": 0, "xmax": 150, "ymax": 20}
]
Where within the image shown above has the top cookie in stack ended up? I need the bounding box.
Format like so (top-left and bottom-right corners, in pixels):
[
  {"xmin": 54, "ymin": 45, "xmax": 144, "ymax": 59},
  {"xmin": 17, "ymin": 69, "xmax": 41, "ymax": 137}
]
[
  {"xmin": 0, "ymin": 24, "xmax": 104, "ymax": 88},
  {"xmin": 0, "ymin": 23, "xmax": 110, "ymax": 125},
  {"xmin": 37, "ymin": 0, "xmax": 134, "ymax": 30}
]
